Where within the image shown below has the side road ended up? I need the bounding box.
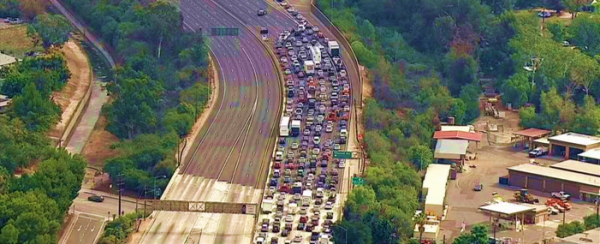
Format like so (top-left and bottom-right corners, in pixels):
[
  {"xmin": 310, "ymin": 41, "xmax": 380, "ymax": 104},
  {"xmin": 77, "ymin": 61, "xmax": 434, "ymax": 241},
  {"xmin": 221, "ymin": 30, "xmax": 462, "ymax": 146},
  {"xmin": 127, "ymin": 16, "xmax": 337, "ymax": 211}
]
[{"xmin": 51, "ymin": 0, "xmax": 116, "ymax": 243}]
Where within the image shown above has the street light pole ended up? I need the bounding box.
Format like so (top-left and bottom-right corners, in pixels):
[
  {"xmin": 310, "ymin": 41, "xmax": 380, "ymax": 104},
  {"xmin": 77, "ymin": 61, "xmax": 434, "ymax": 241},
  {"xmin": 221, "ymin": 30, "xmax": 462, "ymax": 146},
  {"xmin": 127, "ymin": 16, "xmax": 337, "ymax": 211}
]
[{"xmin": 154, "ymin": 175, "xmax": 166, "ymax": 199}]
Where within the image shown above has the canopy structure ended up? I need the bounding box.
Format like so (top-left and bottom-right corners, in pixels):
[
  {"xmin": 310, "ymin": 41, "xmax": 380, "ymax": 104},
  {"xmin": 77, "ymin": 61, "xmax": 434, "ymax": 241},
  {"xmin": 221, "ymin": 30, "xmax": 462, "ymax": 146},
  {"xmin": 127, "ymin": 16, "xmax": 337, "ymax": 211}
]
[
  {"xmin": 434, "ymin": 139, "xmax": 469, "ymax": 160},
  {"xmin": 479, "ymin": 202, "xmax": 535, "ymax": 216},
  {"xmin": 433, "ymin": 131, "xmax": 482, "ymax": 142}
]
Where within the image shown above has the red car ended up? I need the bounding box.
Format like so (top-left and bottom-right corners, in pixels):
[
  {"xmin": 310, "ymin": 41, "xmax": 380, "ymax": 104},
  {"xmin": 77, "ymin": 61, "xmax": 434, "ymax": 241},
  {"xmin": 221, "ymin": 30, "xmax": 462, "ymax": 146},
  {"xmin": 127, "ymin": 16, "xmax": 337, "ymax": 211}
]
[
  {"xmin": 274, "ymin": 162, "xmax": 281, "ymax": 169},
  {"xmin": 285, "ymin": 163, "xmax": 297, "ymax": 169}
]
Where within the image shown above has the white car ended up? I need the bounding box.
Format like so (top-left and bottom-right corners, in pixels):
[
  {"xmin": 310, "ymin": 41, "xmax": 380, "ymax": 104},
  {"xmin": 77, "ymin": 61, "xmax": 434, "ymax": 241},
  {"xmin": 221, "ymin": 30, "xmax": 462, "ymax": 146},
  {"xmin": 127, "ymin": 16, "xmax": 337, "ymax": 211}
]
[
  {"xmin": 293, "ymin": 235, "xmax": 302, "ymax": 243},
  {"xmin": 338, "ymin": 160, "xmax": 345, "ymax": 168},
  {"xmin": 285, "ymin": 215, "xmax": 294, "ymax": 222},
  {"xmin": 313, "ymin": 136, "xmax": 321, "ymax": 144},
  {"xmin": 286, "ymin": 105, "xmax": 293, "ymax": 113},
  {"xmin": 324, "ymin": 201, "xmax": 333, "ymax": 210},
  {"xmin": 333, "ymin": 144, "xmax": 340, "ymax": 150},
  {"xmin": 275, "ymin": 151, "xmax": 284, "ymax": 161},
  {"xmin": 312, "ymin": 148, "xmax": 321, "ymax": 155},
  {"xmin": 326, "ymin": 125, "xmax": 333, "ymax": 133}
]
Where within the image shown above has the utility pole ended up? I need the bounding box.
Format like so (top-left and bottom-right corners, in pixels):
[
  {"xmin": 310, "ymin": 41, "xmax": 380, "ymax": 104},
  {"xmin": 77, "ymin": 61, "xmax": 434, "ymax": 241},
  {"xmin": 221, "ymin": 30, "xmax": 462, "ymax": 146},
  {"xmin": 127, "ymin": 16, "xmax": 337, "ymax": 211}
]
[{"xmin": 118, "ymin": 173, "xmax": 124, "ymax": 217}]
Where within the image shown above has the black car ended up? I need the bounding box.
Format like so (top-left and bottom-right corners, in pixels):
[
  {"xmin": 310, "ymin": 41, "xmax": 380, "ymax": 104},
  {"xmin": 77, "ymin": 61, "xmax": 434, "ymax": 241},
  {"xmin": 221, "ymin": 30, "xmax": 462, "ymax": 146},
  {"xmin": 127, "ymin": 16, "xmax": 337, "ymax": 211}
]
[
  {"xmin": 287, "ymin": 90, "xmax": 294, "ymax": 98},
  {"xmin": 88, "ymin": 195, "xmax": 104, "ymax": 202}
]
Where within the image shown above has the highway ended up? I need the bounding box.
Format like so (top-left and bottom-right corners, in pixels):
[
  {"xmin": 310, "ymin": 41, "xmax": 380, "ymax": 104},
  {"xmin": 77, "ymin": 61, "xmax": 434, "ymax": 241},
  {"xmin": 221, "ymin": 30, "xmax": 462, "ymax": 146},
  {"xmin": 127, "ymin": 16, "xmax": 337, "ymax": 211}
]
[{"xmin": 139, "ymin": 0, "xmax": 283, "ymax": 243}]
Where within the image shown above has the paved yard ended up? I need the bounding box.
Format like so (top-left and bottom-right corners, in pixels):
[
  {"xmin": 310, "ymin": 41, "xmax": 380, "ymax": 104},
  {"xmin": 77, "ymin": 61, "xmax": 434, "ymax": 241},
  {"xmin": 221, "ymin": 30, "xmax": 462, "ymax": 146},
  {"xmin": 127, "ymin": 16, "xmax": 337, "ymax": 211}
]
[{"xmin": 440, "ymin": 142, "xmax": 599, "ymax": 243}]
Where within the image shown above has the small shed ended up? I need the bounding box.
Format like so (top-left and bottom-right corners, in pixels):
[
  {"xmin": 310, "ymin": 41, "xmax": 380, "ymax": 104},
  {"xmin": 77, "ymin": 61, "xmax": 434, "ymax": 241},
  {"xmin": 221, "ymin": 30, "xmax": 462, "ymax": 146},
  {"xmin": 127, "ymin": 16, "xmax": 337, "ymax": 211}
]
[
  {"xmin": 512, "ymin": 128, "xmax": 550, "ymax": 149},
  {"xmin": 549, "ymin": 133, "xmax": 600, "ymax": 159},
  {"xmin": 434, "ymin": 139, "xmax": 469, "ymax": 165}
]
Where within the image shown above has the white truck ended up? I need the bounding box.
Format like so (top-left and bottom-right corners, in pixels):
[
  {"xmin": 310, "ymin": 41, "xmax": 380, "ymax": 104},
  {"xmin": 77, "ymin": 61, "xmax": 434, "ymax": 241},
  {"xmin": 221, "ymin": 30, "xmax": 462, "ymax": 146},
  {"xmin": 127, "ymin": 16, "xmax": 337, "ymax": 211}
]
[
  {"xmin": 310, "ymin": 45, "xmax": 321, "ymax": 64},
  {"xmin": 304, "ymin": 60, "xmax": 315, "ymax": 74},
  {"xmin": 288, "ymin": 202, "xmax": 298, "ymax": 215},
  {"xmin": 328, "ymin": 41, "xmax": 340, "ymax": 57},
  {"xmin": 291, "ymin": 120, "xmax": 301, "ymax": 137},
  {"xmin": 280, "ymin": 116, "xmax": 291, "ymax": 137},
  {"xmin": 302, "ymin": 190, "xmax": 312, "ymax": 206},
  {"xmin": 261, "ymin": 198, "xmax": 274, "ymax": 213}
]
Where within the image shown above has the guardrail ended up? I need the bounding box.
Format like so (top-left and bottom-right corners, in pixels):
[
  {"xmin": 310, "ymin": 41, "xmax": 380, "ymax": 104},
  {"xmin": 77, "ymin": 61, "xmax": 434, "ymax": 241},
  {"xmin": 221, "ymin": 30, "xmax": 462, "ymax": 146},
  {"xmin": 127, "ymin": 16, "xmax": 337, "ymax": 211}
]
[{"xmin": 309, "ymin": 0, "xmax": 363, "ymax": 108}]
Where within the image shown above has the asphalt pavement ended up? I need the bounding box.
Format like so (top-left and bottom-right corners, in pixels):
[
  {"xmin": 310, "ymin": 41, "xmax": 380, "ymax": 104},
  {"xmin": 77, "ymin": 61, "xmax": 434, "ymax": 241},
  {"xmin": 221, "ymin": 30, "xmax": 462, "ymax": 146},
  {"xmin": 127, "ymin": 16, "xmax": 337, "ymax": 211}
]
[
  {"xmin": 62, "ymin": 213, "xmax": 105, "ymax": 244},
  {"xmin": 139, "ymin": 0, "xmax": 283, "ymax": 243}
]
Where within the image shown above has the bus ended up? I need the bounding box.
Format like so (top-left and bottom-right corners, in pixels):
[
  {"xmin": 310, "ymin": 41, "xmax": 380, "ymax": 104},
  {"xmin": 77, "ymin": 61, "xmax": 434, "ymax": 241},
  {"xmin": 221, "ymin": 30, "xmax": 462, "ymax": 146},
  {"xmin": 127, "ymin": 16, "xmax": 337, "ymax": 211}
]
[
  {"xmin": 291, "ymin": 120, "xmax": 301, "ymax": 137},
  {"xmin": 280, "ymin": 116, "xmax": 291, "ymax": 137}
]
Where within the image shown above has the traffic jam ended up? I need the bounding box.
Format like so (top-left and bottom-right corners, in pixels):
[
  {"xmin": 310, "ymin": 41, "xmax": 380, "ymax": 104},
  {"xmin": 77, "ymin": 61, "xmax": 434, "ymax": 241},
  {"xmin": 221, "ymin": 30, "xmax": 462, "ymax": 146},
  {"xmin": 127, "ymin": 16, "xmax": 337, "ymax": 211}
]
[{"xmin": 254, "ymin": 7, "xmax": 351, "ymax": 244}]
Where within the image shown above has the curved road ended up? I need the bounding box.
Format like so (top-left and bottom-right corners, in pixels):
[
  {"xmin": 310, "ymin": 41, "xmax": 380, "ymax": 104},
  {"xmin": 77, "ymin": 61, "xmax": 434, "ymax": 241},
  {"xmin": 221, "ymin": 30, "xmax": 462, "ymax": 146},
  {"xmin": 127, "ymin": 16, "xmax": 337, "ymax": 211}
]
[{"xmin": 140, "ymin": 0, "xmax": 282, "ymax": 243}]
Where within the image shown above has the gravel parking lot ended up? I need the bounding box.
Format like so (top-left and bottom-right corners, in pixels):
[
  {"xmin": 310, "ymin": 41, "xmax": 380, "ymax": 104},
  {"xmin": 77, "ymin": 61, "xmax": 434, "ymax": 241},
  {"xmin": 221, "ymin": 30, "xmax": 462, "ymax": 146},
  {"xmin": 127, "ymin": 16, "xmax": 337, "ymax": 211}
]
[
  {"xmin": 253, "ymin": 4, "xmax": 352, "ymax": 244},
  {"xmin": 440, "ymin": 141, "xmax": 599, "ymax": 243}
]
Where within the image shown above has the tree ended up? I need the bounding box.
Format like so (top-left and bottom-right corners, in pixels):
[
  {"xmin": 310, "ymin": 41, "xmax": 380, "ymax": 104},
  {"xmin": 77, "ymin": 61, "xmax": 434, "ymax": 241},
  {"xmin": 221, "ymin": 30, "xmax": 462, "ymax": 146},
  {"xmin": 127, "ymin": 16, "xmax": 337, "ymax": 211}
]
[
  {"xmin": 572, "ymin": 96, "xmax": 600, "ymax": 135},
  {"xmin": 453, "ymin": 224, "xmax": 490, "ymax": 244},
  {"xmin": 29, "ymin": 14, "xmax": 73, "ymax": 48},
  {"xmin": 18, "ymin": 0, "xmax": 47, "ymax": 20},
  {"xmin": 414, "ymin": 212, "xmax": 427, "ymax": 241},
  {"xmin": 502, "ymin": 72, "xmax": 532, "ymax": 108},
  {"xmin": 449, "ymin": 98, "xmax": 466, "ymax": 125},
  {"xmin": 519, "ymin": 106, "xmax": 538, "ymax": 128},
  {"xmin": 459, "ymin": 83, "xmax": 481, "ymax": 123},
  {"xmin": 179, "ymin": 82, "xmax": 210, "ymax": 118},
  {"xmin": 0, "ymin": 224, "xmax": 19, "ymax": 244},
  {"xmin": 107, "ymin": 73, "xmax": 164, "ymax": 139},
  {"xmin": 567, "ymin": 13, "xmax": 600, "ymax": 58},
  {"xmin": 556, "ymin": 220, "xmax": 586, "ymax": 237},
  {"xmin": 443, "ymin": 49, "xmax": 478, "ymax": 97},
  {"xmin": 332, "ymin": 220, "xmax": 373, "ymax": 244},
  {"xmin": 408, "ymin": 144, "xmax": 433, "ymax": 171},
  {"xmin": 8, "ymin": 82, "xmax": 61, "ymax": 132},
  {"xmin": 145, "ymin": 0, "xmax": 181, "ymax": 60},
  {"xmin": 563, "ymin": 0, "xmax": 593, "ymax": 19}
]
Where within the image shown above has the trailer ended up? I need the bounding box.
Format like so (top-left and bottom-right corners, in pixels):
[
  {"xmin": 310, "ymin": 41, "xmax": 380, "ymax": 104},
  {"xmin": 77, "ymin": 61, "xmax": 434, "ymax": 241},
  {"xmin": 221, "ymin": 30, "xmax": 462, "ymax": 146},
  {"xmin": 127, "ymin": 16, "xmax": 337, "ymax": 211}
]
[
  {"xmin": 280, "ymin": 116, "xmax": 290, "ymax": 137},
  {"xmin": 328, "ymin": 41, "xmax": 340, "ymax": 57},
  {"xmin": 309, "ymin": 45, "xmax": 321, "ymax": 64}
]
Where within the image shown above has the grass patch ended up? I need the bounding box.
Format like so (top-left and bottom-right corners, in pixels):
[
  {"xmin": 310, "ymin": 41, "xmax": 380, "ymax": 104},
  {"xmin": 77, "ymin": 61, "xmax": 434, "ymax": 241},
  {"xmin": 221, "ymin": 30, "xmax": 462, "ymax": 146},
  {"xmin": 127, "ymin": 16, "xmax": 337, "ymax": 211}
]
[{"xmin": 0, "ymin": 25, "xmax": 43, "ymax": 59}]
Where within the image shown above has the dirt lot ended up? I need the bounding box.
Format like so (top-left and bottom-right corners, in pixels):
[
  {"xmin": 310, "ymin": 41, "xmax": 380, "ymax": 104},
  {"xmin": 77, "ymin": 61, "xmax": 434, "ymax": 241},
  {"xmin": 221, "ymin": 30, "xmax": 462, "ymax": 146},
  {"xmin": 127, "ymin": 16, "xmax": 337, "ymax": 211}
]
[
  {"xmin": 49, "ymin": 41, "xmax": 92, "ymax": 139},
  {"xmin": 0, "ymin": 24, "xmax": 42, "ymax": 58},
  {"xmin": 439, "ymin": 113, "xmax": 599, "ymax": 243},
  {"xmin": 81, "ymin": 114, "xmax": 120, "ymax": 169}
]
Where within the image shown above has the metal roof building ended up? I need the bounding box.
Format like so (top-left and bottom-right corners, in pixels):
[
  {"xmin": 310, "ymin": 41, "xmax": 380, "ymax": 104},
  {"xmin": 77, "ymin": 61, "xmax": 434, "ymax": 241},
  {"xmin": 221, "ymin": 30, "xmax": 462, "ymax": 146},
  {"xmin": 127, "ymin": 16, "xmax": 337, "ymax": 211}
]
[
  {"xmin": 422, "ymin": 164, "xmax": 451, "ymax": 217},
  {"xmin": 549, "ymin": 133, "xmax": 600, "ymax": 160},
  {"xmin": 434, "ymin": 139, "xmax": 469, "ymax": 160}
]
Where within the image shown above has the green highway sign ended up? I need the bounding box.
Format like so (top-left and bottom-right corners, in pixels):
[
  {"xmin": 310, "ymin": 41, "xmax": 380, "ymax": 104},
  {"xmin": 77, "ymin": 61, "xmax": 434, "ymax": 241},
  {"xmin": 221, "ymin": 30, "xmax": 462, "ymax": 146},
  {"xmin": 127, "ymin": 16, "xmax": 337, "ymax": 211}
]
[
  {"xmin": 333, "ymin": 151, "xmax": 352, "ymax": 159},
  {"xmin": 352, "ymin": 177, "xmax": 365, "ymax": 186}
]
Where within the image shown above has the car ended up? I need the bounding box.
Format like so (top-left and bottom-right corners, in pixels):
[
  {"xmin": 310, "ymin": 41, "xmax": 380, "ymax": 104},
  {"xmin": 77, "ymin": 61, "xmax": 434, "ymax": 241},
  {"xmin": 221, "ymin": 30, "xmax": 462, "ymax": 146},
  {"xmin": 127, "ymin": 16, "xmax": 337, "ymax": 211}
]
[
  {"xmin": 275, "ymin": 151, "xmax": 284, "ymax": 161},
  {"xmin": 333, "ymin": 144, "xmax": 340, "ymax": 150},
  {"xmin": 295, "ymin": 14, "xmax": 303, "ymax": 21},
  {"xmin": 291, "ymin": 142, "xmax": 299, "ymax": 150},
  {"xmin": 280, "ymin": 1, "xmax": 289, "ymax": 8},
  {"xmin": 474, "ymin": 184, "xmax": 483, "ymax": 191},
  {"xmin": 261, "ymin": 224, "xmax": 269, "ymax": 232},
  {"xmin": 325, "ymin": 125, "xmax": 333, "ymax": 133},
  {"xmin": 529, "ymin": 147, "xmax": 548, "ymax": 158},
  {"xmin": 286, "ymin": 7, "xmax": 295, "ymax": 13},
  {"xmin": 257, "ymin": 9, "xmax": 267, "ymax": 16},
  {"xmin": 303, "ymin": 128, "xmax": 311, "ymax": 136},
  {"xmin": 274, "ymin": 169, "xmax": 281, "ymax": 178},
  {"xmin": 324, "ymin": 201, "xmax": 333, "ymax": 210},
  {"xmin": 285, "ymin": 105, "xmax": 293, "ymax": 113},
  {"xmin": 552, "ymin": 191, "xmax": 571, "ymax": 200},
  {"xmin": 338, "ymin": 160, "xmax": 345, "ymax": 168},
  {"xmin": 296, "ymin": 41, "xmax": 303, "ymax": 47},
  {"xmin": 538, "ymin": 11, "xmax": 552, "ymax": 18},
  {"xmin": 293, "ymin": 235, "xmax": 302, "ymax": 243},
  {"xmin": 313, "ymin": 136, "xmax": 321, "ymax": 144},
  {"xmin": 87, "ymin": 195, "xmax": 104, "ymax": 202},
  {"xmin": 271, "ymin": 237, "xmax": 279, "ymax": 244},
  {"xmin": 312, "ymin": 148, "xmax": 321, "ymax": 155},
  {"xmin": 298, "ymin": 71, "xmax": 305, "ymax": 78},
  {"xmin": 281, "ymin": 229, "xmax": 289, "ymax": 237}
]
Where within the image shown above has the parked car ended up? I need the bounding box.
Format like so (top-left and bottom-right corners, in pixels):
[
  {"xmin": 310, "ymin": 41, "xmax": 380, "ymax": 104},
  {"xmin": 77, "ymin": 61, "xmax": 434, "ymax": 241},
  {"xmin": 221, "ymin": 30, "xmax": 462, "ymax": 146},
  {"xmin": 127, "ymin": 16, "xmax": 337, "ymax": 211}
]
[
  {"xmin": 551, "ymin": 191, "xmax": 571, "ymax": 200},
  {"xmin": 529, "ymin": 147, "xmax": 548, "ymax": 158}
]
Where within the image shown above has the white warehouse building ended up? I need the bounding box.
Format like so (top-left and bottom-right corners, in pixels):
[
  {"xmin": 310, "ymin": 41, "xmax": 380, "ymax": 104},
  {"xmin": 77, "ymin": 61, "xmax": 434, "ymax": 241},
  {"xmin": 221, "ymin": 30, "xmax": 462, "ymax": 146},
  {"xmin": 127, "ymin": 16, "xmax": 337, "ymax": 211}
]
[{"xmin": 422, "ymin": 164, "xmax": 451, "ymax": 218}]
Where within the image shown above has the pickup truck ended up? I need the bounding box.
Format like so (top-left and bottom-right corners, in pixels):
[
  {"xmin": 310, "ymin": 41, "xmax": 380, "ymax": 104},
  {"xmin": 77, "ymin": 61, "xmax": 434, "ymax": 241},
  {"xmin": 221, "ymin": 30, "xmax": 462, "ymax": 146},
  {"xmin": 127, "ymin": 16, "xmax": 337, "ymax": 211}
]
[{"xmin": 529, "ymin": 147, "xmax": 548, "ymax": 158}]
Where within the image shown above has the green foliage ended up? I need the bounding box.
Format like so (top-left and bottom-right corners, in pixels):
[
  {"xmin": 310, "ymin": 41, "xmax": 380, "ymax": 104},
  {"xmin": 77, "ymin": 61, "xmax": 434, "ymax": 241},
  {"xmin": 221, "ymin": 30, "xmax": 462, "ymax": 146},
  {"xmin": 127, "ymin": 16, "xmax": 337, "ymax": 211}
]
[
  {"xmin": 0, "ymin": 115, "xmax": 51, "ymax": 173},
  {"xmin": 30, "ymin": 14, "xmax": 73, "ymax": 48},
  {"xmin": 99, "ymin": 211, "xmax": 148, "ymax": 244},
  {"xmin": 408, "ymin": 145, "xmax": 433, "ymax": 171},
  {"xmin": 453, "ymin": 224, "xmax": 490, "ymax": 244},
  {"xmin": 459, "ymin": 83, "xmax": 482, "ymax": 123},
  {"xmin": 179, "ymin": 82, "xmax": 210, "ymax": 119},
  {"xmin": 104, "ymin": 133, "xmax": 177, "ymax": 194},
  {"xmin": 8, "ymin": 82, "xmax": 61, "ymax": 132},
  {"xmin": 518, "ymin": 106, "xmax": 537, "ymax": 128},
  {"xmin": 332, "ymin": 219, "xmax": 373, "ymax": 244},
  {"xmin": 546, "ymin": 19, "xmax": 567, "ymax": 42},
  {"xmin": 583, "ymin": 213, "xmax": 600, "ymax": 230},
  {"xmin": 556, "ymin": 220, "xmax": 586, "ymax": 238},
  {"xmin": 351, "ymin": 40, "xmax": 378, "ymax": 68},
  {"xmin": 502, "ymin": 72, "xmax": 532, "ymax": 108},
  {"xmin": 106, "ymin": 71, "xmax": 164, "ymax": 139},
  {"xmin": 1, "ymin": 51, "xmax": 71, "ymax": 97},
  {"xmin": 443, "ymin": 49, "xmax": 478, "ymax": 96},
  {"xmin": 0, "ymin": 0, "xmax": 20, "ymax": 18}
]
